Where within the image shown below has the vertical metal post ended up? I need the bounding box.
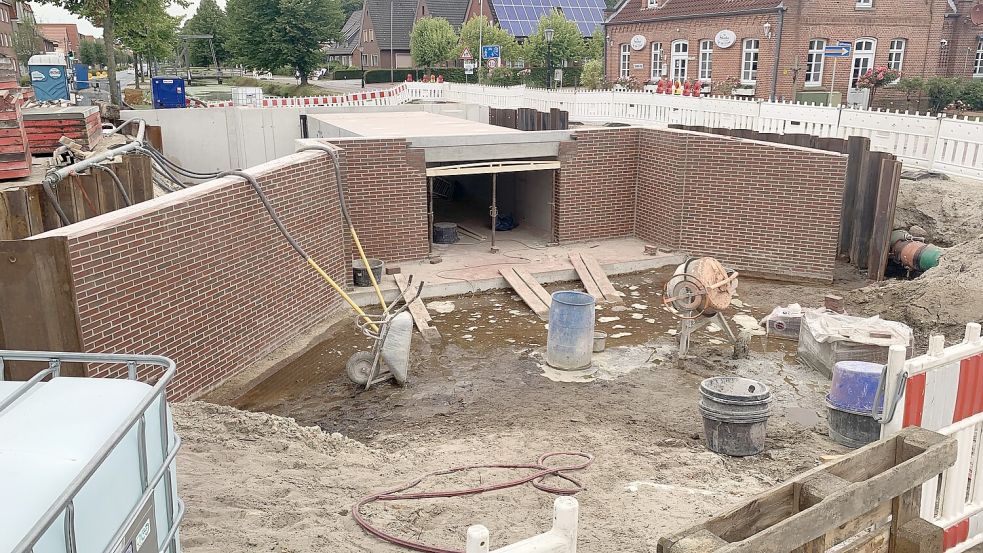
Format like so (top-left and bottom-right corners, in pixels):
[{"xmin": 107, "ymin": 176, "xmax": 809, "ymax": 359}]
[
  {"xmin": 64, "ymin": 500, "xmax": 77, "ymax": 553},
  {"xmin": 489, "ymin": 173, "xmax": 498, "ymax": 253},
  {"xmin": 49, "ymin": 359, "xmax": 61, "ymax": 378},
  {"xmin": 127, "ymin": 360, "xmax": 138, "ymax": 380},
  {"xmin": 390, "ymin": 0, "xmax": 395, "ymax": 83},
  {"xmin": 427, "ymin": 176, "xmax": 434, "ymax": 257},
  {"xmin": 0, "ymin": 356, "xmax": 5, "ymax": 381},
  {"xmin": 159, "ymin": 394, "xmax": 177, "ymax": 553},
  {"xmin": 548, "ymin": 169, "xmax": 558, "ymax": 246},
  {"xmin": 477, "ymin": 5, "xmax": 483, "ymax": 84},
  {"xmin": 137, "ymin": 415, "xmax": 149, "ymax": 491}
]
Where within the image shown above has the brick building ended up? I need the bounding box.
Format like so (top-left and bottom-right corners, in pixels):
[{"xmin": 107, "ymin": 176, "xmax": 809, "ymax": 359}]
[
  {"xmin": 37, "ymin": 23, "xmax": 80, "ymax": 58},
  {"xmin": 604, "ymin": 0, "xmax": 983, "ymax": 106},
  {"xmin": 0, "ymin": 0, "xmax": 18, "ymax": 82},
  {"xmin": 358, "ymin": 0, "xmax": 469, "ymax": 69}
]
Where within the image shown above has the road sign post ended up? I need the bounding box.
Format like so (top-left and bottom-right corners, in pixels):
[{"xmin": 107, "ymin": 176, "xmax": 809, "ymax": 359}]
[{"xmin": 822, "ymin": 41, "xmax": 852, "ymax": 107}]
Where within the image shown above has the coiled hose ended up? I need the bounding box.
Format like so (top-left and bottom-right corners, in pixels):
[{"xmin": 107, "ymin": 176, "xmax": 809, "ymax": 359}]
[{"xmin": 352, "ymin": 452, "xmax": 594, "ymax": 553}]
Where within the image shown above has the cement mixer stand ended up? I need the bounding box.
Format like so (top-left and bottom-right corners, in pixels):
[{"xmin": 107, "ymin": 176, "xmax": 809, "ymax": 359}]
[
  {"xmin": 678, "ymin": 313, "xmax": 737, "ymax": 357},
  {"xmin": 662, "ymin": 259, "xmax": 749, "ymax": 359}
]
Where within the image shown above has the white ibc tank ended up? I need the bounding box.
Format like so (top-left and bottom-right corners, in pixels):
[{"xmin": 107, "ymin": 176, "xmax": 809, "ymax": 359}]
[{"xmin": 0, "ymin": 369, "xmax": 182, "ymax": 553}]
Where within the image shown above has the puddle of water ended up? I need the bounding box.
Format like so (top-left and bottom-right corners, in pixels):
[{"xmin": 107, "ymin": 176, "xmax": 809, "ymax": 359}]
[{"xmin": 785, "ymin": 406, "xmax": 822, "ymax": 428}]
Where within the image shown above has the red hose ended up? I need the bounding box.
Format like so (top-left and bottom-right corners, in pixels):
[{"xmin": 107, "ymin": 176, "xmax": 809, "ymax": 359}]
[{"xmin": 352, "ymin": 451, "xmax": 594, "ymax": 553}]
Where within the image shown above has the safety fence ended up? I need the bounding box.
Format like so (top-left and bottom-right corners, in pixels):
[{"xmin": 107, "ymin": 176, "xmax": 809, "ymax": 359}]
[
  {"xmin": 881, "ymin": 322, "xmax": 983, "ymax": 552},
  {"xmin": 203, "ymin": 83, "xmax": 444, "ymax": 108}
]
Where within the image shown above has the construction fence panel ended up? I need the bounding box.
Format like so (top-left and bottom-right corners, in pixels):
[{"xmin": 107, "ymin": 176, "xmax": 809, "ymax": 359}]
[
  {"xmin": 882, "ymin": 322, "xmax": 983, "ymax": 553},
  {"xmin": 757, "ymin": 101, "xmax": 841, "ymax": 137},
  {"xmin": 838, "ymin": 109, "xmax": 942, "ymax": 170},
  {"xmin": 936, "ymin": 117, "xmax": 983, "ymax": 180}
]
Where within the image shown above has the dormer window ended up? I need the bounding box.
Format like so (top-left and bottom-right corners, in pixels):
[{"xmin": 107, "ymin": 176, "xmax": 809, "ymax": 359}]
[{"xmin": 646, "ymin": 0, "xmax": 657, "ymax": 7}]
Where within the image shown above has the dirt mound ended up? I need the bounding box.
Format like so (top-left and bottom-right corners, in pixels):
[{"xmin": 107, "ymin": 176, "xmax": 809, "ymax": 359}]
[
  {"xmin": 848, "ymin": 235, "xmax": 983, "ymax": 341},
  {"xmin": 894, "ymin": 176, "xmax": 983, "ymax": 247}
]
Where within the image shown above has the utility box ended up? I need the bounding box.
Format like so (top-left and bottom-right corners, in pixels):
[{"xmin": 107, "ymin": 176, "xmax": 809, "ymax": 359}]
[
  {"xmin": 151, "ymin": 76, "xmax": 186, "ymax": 109},
  {"xmin": 28, "ymin": 54, "xmax": 70, "ymax": 102},
  {"xmin": 74, "ymin": 63, "xmax": 89, "ymax": 89}
]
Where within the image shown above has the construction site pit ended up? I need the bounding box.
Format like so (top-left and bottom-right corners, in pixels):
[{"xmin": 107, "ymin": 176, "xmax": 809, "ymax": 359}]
[{"xmin": 186, "ymin": 266, "xmax": 868, "ymax": 552}]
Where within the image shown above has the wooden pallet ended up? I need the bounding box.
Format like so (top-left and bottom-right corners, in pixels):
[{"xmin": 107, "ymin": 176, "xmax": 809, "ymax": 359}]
[
  {"xmin": 500, "ymin": 266, "xmax": 551, "ymax": 320},
  {"xmin": 569, "ymin": 252, "xmax": 622, "ymax": 303},
  {"xmin": 658, "ymin": 427, "xmax": 957, "ymax": 553},
  {"xmin": 393, "ymin": 273, "xmax": 440, "ymax": 343}
]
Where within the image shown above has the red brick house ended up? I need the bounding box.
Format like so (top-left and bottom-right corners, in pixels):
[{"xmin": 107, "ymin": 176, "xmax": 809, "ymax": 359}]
[
  {"xmin": 604, "ymin": 0, "xmax": 983, "ymax": 106},
  {"xmin": 358, "ymin": 0, "xmax": 470, "ymax": 69}
]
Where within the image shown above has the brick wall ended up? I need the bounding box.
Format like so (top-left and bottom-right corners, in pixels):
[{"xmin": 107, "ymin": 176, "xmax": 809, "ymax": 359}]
[
  {"xmin": 555, "ymin": 127, "xmax": 639, "ymax": 242},
  {"xmin": 329, "ymin": 138, "xmax": 430, "ymax": 263},
  {"xmin": 35, "ymin": 151, "xmax": 347, "ymax": 400},
  {"xmin": 635, "ymin": 128, "xmax": 846, "ymax": 280}
]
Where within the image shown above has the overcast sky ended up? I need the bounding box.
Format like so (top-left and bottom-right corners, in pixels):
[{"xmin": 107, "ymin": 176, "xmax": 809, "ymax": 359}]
[{"xmin": 29, "ymin": 0, "xmax": 224, "ymax": 38}]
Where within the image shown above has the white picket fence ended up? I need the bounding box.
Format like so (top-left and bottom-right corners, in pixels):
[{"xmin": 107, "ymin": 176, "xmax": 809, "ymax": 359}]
[{"xmin": 881, "ymin": 323, "xmax": 983, "ymax": 552}]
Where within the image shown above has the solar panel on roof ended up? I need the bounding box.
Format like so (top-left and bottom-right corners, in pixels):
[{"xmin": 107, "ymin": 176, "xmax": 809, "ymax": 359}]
[{"xmin": 489, "ymin": 0, "xmax": 605, "ymax": 38}]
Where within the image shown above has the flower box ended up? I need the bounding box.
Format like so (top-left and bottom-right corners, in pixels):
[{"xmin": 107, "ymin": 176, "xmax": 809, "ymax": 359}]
[{"xmin": 733, "ymin": 87, "xmax": 756, "ymax": 97}]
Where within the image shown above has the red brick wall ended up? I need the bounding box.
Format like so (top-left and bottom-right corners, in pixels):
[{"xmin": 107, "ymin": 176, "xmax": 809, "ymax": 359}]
[
  {"xmin": 329, "ymin": 138, "xmax": 429, "ymax": 263},
  {"xmin": 38, "ymin": 151, "xmax": 347, "ymax": 400},
  {"xmin": 555, "ymin": 128, "xmax": 639, "ymax": 242},
  {"xmin": 635, "ymin": 128, "xmax": 846, "ymax": 281}
]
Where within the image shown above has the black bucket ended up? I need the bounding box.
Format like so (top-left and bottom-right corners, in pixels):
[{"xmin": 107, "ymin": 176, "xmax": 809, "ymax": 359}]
[
  {"xmin": 826, "ymin": 405, "xmax": 881, "ymax": 448},
  {"xmin": 352, "ymin": 258, "xmax": 384, "ymax": 287},
  {"xmin": 699, "ymin": 377, "xmax": 772, "ymax": 457},
  {"xmin": 433, "ymin": 222, "xmax": 459, "ymax": 244}
]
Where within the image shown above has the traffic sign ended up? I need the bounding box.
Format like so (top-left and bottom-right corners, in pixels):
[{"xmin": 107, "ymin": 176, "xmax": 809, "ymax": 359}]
[
  {"xmin": 460, "ymin": 48, "xmax": 473, "ymax": 60},
  {"xmin": 481, "ymin": 45, "xmax": 501, "ymax": 60},
  {"xmin": 487, "ymin": 58, "xmax": 498, "ymax": 69},
  {"xmin": 823, "ymin": 42, "xmax": 852, "ymax": 58}
]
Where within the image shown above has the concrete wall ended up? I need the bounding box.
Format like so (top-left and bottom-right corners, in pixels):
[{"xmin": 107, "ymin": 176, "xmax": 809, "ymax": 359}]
[
  {"xmin": 125, "ymin": 103, "xmax": 489, "ymax": 173},
  {"xmin": 27, "ymin": 151, "xmax": 347, "ymax": 400},
  {"xmin": 513, "ymin": 171, "xmax": 554, "ymax": 235}
]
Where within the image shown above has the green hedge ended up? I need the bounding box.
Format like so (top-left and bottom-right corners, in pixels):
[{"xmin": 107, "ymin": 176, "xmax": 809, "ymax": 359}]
[
  {"xmin": 329, "ymin": 66, "xmax": 584, "ymax": 86},
  {"xmin": 330, "ymin": 69, "xmax": 364, "ymax": 80}
]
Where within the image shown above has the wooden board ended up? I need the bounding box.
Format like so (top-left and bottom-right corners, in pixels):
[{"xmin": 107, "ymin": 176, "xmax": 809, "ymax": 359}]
[
  {"xmin": 578, "ymin": 252, "xmax": 623, "ymax": 303},
  {"xmin": 500, "ymin": 267, "xmax": 550, "ymax": 320},
  {"xmin": 513, "ymin": 267, "xmax": 551, "ymax": 308},
  {"xmin": 393, "ymin": 273, "xmax": 440, "ymax": 343},
  {"xmin": 850, "ymin": 151, "xmax": 889, "ymax": 269},
  {"xmin": 568, "ymin": 252, "xmax": 603, "ymax": 301},
  {"xmin": 839, "ymin": 137, "xmax": 871, "ymax": 257},
  {"xmin": 867, "ymin": 158, "xmax": 902, "ymax": 282}
]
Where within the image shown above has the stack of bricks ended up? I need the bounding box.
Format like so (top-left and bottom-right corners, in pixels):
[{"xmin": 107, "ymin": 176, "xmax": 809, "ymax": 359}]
[
  {"xmin": 22, "ymin": 106, "xmax": 102, "ymax": 154},
  {"xmin": 0, "ymin": 80, "xmax": 32, "ymax": 180}
]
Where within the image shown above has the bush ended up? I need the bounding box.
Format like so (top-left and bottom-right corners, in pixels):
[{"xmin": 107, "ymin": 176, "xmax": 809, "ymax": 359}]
[
  {"xmin": 581, "ymin": 60, "xmax": 604, "ymax": 90},
  {"xmin": 961, "ymin": 80, "xmax": 983, "ymax": 111},
  {"xmin": 485, "ymin": 66, "xmax": 516, "ymax": 86},
  {"xmin": 924, "ymin": 77, "xmax": 965, "ymax": 113},
  {"xmin": 331, "ymin": 68, "xmax": 364, "ymax": 80},
  {"xmin": 19, "ymin": 75, "xmax": 30, "ymax": 86}
]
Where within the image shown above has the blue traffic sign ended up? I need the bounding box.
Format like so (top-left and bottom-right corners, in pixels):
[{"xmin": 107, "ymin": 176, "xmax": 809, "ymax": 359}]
[
  {"xmin": 823, "ymin": 42, "xmax": 852, "ymax": 58},
  {"xmin": 481, "ymin": 45, "xmax": 501, "ymax": 59}
]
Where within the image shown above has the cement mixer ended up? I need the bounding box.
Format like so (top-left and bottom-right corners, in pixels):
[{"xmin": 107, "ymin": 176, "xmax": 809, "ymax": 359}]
[{"xmin": 663, "ymin": 257, "xmax": 748, "ymax": 357}]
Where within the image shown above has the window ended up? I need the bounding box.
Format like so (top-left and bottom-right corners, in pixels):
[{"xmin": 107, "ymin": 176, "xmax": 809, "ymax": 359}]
[
  {"xmin": 671, "ymin": 40, "xmax": 688, "ymax": 80},
  {"xmin": 888, "ymin": 39, "xmax": 906, "ymax": 71},
  {"xmin": 647, "ymin": 0, "xmax": 657, "ymax": 7},
  {"xmin": 856, "ymin": 0, "xmax": 872, "ymax": 7},
  {"xmin": 372, "ymin": 54, "xmax": 379, "ymax": 66},
  {"xmin": 620, "ymin": 43, "xmax": 630, "ymax": 78},
  {"xmin": 699, "ymin": 39, "xmax": 712, "ymax": 81},
  {"xmin": 805, "ymin": 39, "xmax": 825, "ymax": 86},
  {"xmin": 650, "ymin": 42, "xmax": 663, "ymax": 79},
  {"xmin": 975, "ymin": 39, "xmax": 983, "ymax": 77},
  {"xmin": 742, "ymin": 39, "xmax": 759, "ymax": 84},
  {"xmin": 851, "ymin": 38, "xmax": 876, "ymax": 88}
]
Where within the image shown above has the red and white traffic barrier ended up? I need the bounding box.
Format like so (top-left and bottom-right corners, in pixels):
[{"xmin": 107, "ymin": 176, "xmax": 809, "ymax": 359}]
[
  {"xmin": 202, "ymin": 83, "xmax": 422, "ymax": 109},
  {"xmin": 881, "ymin": 322, "xmax": 983, "ymax": 552}
]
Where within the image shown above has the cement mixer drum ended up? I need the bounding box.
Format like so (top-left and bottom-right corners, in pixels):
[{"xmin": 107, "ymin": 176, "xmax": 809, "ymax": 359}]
[{"xmin": 664, "ymin": 257, "xmax": 738, "ymax": 318}]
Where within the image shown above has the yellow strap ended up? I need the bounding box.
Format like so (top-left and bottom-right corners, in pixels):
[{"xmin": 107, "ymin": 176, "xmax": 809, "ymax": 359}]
[
  {"xmin": 350, "ymin": 227, "xmax": 388, "ymax": 312},
  {"xmin": 306, "ymin": 257, "xmax": 379, "ymax": 332}
]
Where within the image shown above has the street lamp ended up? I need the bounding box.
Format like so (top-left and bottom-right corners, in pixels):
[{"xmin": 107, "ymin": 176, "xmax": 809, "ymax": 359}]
[{"xmin": 544, "ymin": 27, "xmax": 554, "ymax": 89}]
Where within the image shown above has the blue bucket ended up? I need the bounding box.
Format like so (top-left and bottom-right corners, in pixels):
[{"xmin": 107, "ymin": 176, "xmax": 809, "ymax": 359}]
[
  {"xmin": 545, "ymin": 291, "xmax": 596, "ymax": 370},
  {"xmin": 827, "ymin": 361, "xmax": 885, "ymax": 415}
]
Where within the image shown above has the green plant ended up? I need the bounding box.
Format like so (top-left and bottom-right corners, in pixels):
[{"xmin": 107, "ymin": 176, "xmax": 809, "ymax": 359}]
[
  {"xmin": 581, "ymin": 59, "xmax": 604, "ymax": 90},
  {"xmin": 410, "ymin": 16, "xmax": 458, "ymax": 69},
  {"xmin": 712, "ymin": 77, "xmax": 740, "ymax": 96},
  {"xmin": 485, "ymin": 66, "xmax": 516, "ymax": 86},
  {"xmin": 523, "ymin": 9, "xmax": 585, "ymax": 66},
  {"xmin": 458, "ymin": 16, "xmax": 519, "ymax": 63},
  {"xmin": 895, "ymin": 76, "xmax": 924, "ymax": 105},
  {"xmin": 331, "ymin": 68, "xmax": 364, "ymax": 79},
  {"xmin": 961, "ymin": 79, "xmax": 983, "ymax": 111},
  {"xmin": 854, "ymin": 65, "xmax": 902, "ymax": 106},
  {"xmin": 924, "ymin": 77, "xmax": 965, "ymax": 113},
  {"xmin": 614, "ymin": 75, "xmax": 639, "ymax": 90}
]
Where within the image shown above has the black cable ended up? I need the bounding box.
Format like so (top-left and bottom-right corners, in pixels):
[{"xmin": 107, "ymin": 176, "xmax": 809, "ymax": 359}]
[
  {"xmin": 152, "ymin": 176, "xmax": 176, "ymax": 193},
  {"xmin": 217, "ymin": 170, "xmax": 307, "ymax": 260},
  {"xmin": 40, "ymin": 178, "xmax": 73, "ymax": 226},
  {"xmin": 91, "ymin": 164, "xmax": 132, "ymax": 206},
  {"xmin": 139, "ymin": 145, "xmax": 221, "ymax": 179},
  {"xmin": 295, "ymin": 145, "xmax": 352, "ymax": 226},
  {"xmin": 151, "ymin": 161, "xmax": 189, "ymax": 189}
]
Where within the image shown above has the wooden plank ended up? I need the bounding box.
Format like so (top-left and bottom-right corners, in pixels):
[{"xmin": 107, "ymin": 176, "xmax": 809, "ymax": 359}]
[
  {"xmin": 24, "ymin": 185, "xmax": 44, "ymax": 236},
  {"xmin": 513, "ymin": 267, "xmax": 551, "ymax": 308},
  {"xmin": 146, "ymin": 125, "xmax": 164, "ymax": 153},
  {"xmin": 500, "ymin": 267, "xmax": 549, "ymax": 319},
  {"xmin": 579, "ymin": 252, "xmax": 623, "ymax": 303},
  {"xmin": 867, "ymin": 159, "xmax": 902, "ymax": 282},
  {"xmin": 393, "ymin": 273, "xmax": 440, "ymax": 343},
  {"xmin": 568, "ymin": 252, "xmax": 603, "ymax": 301},
  {"xmin": 77, "ymin": 171, "xmax": 102, "ymax": 220},
  {"xmin": 895, "ymin": 519, "xmax": 942, "ymax": 553},
  {"xmin": 839, "ymin": 136, "xmax": 871, "ymax": 257},
  {"xmin": 850, "ymin": 151, "xmax": 888, "ymax": 269},
  {"xmin": 0, "ymin": 187, "xmax": 32, "ymax": 239},
  {"xmin": 0, "ymin": 237, "xmax": 84, "ymax": 378},
  {"xmin": 94, "ymin": 165, "xmax": 118, "ymax": 214}
]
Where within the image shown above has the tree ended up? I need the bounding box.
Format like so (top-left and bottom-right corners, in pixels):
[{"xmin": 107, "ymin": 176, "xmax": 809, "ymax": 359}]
[
  {"xmin": 895, "ymin": 76, "xmax": 923, "ymax": 107},
  {"xmin": 854, "ymin": 65, "xmax": 901, "ymax": 107},
  {"xmin": 586, "ymin": 26, "xmax": 603, "ymax": 61},
  {"xmin": 226, "ymin": 0, "xmax": 343, "ymax": 84},
  {"xmin": 12, "ymin": 16, "xmax": 43, "ymax": 68},
  {"xmin": 182, "ymin": 0, "xmax": 229, "ymax": 66},
  {"xmin": 524, "ymin": 10, "xmax": 585, "ymax": 66},
  {"xmin": 409, "ymin": 16, "xmax": 457, "ymax": 69},
  {"xmin": 581, "ymin": 59, "xmax": 603, "ymax": 89},
  {"xmin": 340, "ymin": 0, "xmax": 361, "ymax": 20},
  {"xmin": 36, "ymin": 0, "xmax": 186, "ymax": 105},
  {"xmin": 79, "ymin": 37, "xmax": 107, "ymax": 66},
  {"xmin": 457, "ymin": 16, "xmax": 519, "ymax": 62},
  {"xmin": 116, "ymin": 7, "xmax": 181, "ymax": 88},
  {"xmin": 923, "ymin": 77, "xmax": 964, "ymax": 113}
]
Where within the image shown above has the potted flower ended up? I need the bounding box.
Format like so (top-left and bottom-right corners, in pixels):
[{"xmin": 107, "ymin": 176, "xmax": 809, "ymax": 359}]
[
  {"xmin": 712, "ymin": 76, "xmax": 741, "ymax": 97},
  {"xmin": 855, "ymin": 66, "xmax": 903, "ymax": 107},
  {"xmin": 733, "ymin": 83, "xmax": 756, "ymax": 97},
  {"xmin": 613, "ymin": 75, "xmax": 640, "ymax": 91}
]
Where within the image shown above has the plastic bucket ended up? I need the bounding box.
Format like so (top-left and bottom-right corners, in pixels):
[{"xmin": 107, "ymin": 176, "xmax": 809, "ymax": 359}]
[
  {"xmin": 545, "ymin": 291, "xmax": 596, "ymax": 370},
  {"xmin": 352, "ymin": 258, "xmax": 384, "ymax": 287},
  {"xmin": 826, "ymin": 405, "xmax": 881, "ymax": 448},
  {"xmin": 825, "ymin": 360, "xmax": 885, "ymax": 448},
  {"xmin": 593, "ymin": 331, "xmax": 607, "ymax": 353},
  {"xmin": 699, "ymin": 377, "xmax": 772, "ymax": 457},
  {"xmin": 433, "ymin": 222, "xmax": 459, "ymax": 244}
]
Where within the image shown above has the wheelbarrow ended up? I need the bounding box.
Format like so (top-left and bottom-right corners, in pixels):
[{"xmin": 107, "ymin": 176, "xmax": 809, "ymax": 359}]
[{"xmin": 346, "ymin": 277, "xmax": 425, "ymax": 389}]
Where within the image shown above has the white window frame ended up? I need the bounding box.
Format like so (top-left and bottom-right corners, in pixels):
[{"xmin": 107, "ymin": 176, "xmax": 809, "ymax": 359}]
[
  {"xmin": 620, "ymin": 43, "xmax": 630, "ymax": 78},
  {"xmin": 805, "ymin": 39, "xmax": 825, "ymax": 87},
  {"xmin": 887, "ymin": 38, "xmax": 906, "ymax": 71},
  {"xmin": 699, "ymin": 39, "xmax": 712, "ymax": 81},
  {"xmin": 742, "ymin": 39, "xmax": 759, "ymax": 84},
  {"xmin": 671, "ymin": 40, "xmax": 688, "ymax": 80},
  {"xmin": 975, "ymin": 39, "xmax": 983, "ymax": 77},
  {"xmin": 850, "ymin": 38, "xmax": 876, "ymax": 89},
  {"xmin": 856, "ymin": 0, "xmax": 872, "ymax": 8},
  {"xmin": 650, "ymin": 42, "xmax": 663, "ymax": 79},
  {"xmin": 647, "ymin": 0, "xmax": 657, "ymax": 7}
]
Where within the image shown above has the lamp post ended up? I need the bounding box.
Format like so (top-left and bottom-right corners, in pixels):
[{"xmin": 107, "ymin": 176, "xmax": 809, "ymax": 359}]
[{"xmin": 544, "ymin": 27, "xmax": 554, "ymax": 89}]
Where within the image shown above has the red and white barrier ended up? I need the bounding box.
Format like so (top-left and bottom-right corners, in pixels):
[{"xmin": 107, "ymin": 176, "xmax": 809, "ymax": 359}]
[
  {"xmin": 465, "ymin": 497, "xmax": 578, "ymax": 553},
  {"xmin": 202, "ymin": 83, "xmax": 425, "ymax": 109},
  {"xmin": 882, "ymin": 322, "xmax": 983, "ymax": 552}
]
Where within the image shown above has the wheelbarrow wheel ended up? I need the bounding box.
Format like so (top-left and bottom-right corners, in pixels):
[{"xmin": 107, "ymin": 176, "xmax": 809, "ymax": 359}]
[{"xmin": 346, "ymin": 351, "xmax": 376, "ymax": 386}]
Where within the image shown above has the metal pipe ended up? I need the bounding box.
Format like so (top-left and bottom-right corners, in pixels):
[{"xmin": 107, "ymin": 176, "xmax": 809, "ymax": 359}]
[
  {"xmin": 45, "ymin": 119, "xmax": 146, "ymax": 186},
  {"xmin": 770, "ymin": 3, "xmax": 786, "ymax": 102},
  {"xmin": 490, "ymin": 173, "xmax": 498, "ymax": 253}
]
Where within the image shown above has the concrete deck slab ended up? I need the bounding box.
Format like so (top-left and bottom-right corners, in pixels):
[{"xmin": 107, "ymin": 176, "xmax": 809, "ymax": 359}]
[
  {"xmin": 308, "ymin": 111, "xmax": 521, "ymax": 138},
  {"xmin": 349, "ymin": 236, "xmax": 683, "ymax": 307}
]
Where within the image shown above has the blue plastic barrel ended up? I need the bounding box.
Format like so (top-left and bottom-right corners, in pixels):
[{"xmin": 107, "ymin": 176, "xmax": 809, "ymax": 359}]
[{"xmin": 546, "ymin": 291, "xmax": 596, "ymax": 370}]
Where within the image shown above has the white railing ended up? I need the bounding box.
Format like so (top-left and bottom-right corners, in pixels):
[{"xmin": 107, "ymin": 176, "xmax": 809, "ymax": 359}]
[
  {"xmin": 466, "ymin": 497, "xmax": 578, "ymax": 553},
  {"xmin": 881, "ymin": 323, "xmax": 983, "ymax": 552}
]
